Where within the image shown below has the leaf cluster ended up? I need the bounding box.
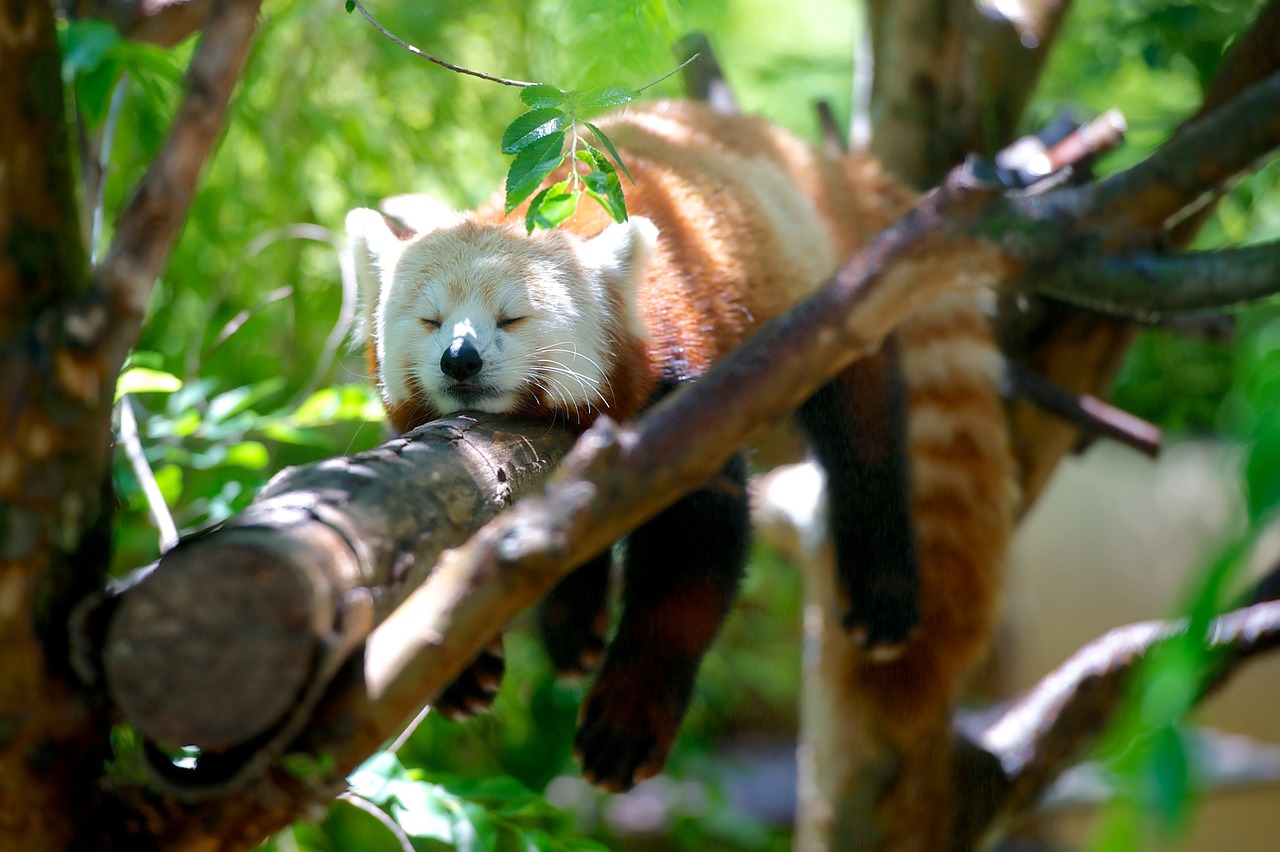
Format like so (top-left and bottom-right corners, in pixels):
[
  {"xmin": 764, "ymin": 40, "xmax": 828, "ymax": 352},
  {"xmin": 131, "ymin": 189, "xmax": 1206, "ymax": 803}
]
[{"xmin": 501, "ymin": 85, "xmax": 638, "ymax": 231}]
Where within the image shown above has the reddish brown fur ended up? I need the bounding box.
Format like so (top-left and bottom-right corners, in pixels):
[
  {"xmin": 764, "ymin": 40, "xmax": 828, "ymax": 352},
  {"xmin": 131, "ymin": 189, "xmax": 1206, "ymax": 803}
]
[{"xmin": 366, "ymin": 101, "xmax": 1016, "ymax": 789}]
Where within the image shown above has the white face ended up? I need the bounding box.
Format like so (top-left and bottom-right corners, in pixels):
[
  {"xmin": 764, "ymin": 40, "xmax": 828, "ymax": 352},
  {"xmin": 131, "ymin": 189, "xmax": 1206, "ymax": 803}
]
[{"xmin": 352, "ymin": 215, "xmax": 653, "ymax": 423}]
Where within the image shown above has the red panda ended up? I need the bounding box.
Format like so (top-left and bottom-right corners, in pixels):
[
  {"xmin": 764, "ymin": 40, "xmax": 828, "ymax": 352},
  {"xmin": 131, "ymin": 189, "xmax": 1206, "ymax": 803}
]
[{"xmin": 348, "ymin": 99, "xmax": 1015, "ymax": 792}]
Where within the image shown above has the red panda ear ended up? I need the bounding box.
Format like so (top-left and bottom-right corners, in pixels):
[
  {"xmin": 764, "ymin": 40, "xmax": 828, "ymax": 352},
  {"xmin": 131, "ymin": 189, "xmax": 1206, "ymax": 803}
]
[
  {"xmin": 346, "ymin": 207, "xmax": 408, "ymax": 345},
  {"xmin": 378, "ymin": 194, "xmax": 462, "ymax": 236},
  {"xmin": 581, "ymin": 217, "xmax": 658, "ymax": 291},
  {"xmin": 580, "ymin": 217, "xmax": 657, "ymax": 342}
]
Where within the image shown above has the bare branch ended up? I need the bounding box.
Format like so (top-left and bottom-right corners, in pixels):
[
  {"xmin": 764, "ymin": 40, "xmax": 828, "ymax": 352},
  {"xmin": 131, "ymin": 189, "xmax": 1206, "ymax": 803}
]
[
  {"xmin": 72, "ymin": 0, "xmax": 214, "ymax": 48},
  {"xmin": 960, "ymin": 600, "xmax": 1280, "ymax": 840},
  {"xmin": 1086, "ymin": 71, "xmax": 1280, "ymax": 238},
  {"xmin": 1004, "ymin": 362, "xmax": 1162, "ymax": 458}
]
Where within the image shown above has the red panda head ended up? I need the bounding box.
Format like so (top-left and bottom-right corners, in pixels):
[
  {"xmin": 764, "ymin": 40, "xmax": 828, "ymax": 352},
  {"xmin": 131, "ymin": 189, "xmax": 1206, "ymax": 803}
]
[{"xmin": 348, "ymin": 203, "xmax": 656, "ymax": 428}]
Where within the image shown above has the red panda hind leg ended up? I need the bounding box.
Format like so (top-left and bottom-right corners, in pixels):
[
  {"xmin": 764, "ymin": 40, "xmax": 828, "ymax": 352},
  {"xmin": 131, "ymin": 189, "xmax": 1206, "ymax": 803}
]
[
  {"xmin": 796, "ymin": 337, "xmax": 920, "ymax": 658},
  {"xmin": 575, "ymin": 453, "xmax": 750, "ymax": 791}
]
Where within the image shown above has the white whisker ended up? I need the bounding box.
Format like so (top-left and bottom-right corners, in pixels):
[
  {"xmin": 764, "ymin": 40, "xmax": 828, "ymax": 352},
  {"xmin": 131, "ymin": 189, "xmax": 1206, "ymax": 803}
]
[
  {"xmin": 533, "ymin": 342, "xmax": 615, "ymax": 397},
  {"xmin": 531, "ymin": 355, "xmax": 612, "ymax": 408}
]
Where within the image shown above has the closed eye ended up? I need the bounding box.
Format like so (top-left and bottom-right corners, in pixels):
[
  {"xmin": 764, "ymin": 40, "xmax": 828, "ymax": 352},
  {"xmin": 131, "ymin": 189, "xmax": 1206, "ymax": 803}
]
[
  {"xmin": 419, "ymin": 318, "xmax": 441, "ymax": 331},
  {"xmin": 497, "ymin": 317, "xmax": 526, "ymax": 330}
]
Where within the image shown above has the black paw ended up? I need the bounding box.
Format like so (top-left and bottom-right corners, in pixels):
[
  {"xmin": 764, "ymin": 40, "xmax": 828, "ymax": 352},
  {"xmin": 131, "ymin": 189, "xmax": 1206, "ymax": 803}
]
[
  {"xmin": 540, "ymin": 604, "xmax": 607, "ymax": 680},
  {"xmin": 434, "ymin": 638, "xmax": 505, "ymax": 722},
  {"xmin": 572, "ymin": 658, "xmax": 691, "ymax": 792},
  {"xmin": 843, "ymin": 590, "xmax": 920, "ymax": 662},
  {"xmin": 574, "ymin": 692, "xmax": 670, "ymax": 793},
  {"xmin": 538, "ymin": 555, "xmax": 611, "ymax": 680}
]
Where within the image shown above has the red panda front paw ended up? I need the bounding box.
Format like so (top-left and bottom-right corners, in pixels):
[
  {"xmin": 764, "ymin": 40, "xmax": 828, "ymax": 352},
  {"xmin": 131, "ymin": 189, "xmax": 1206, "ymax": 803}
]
[
  {"xmin": 843, "ymin": 589, "xmax": 920, "ymax": 662},
  {"xmin": 573, "ymin": 661, "xmax": 689, "ymax": 792},
  {"xmin": 540, "ymin": 605, "xmax": 608, "ymax": 680},
  {"xmin": 433, "ymin": 638, "xmax": 505, "ymax": 721}
]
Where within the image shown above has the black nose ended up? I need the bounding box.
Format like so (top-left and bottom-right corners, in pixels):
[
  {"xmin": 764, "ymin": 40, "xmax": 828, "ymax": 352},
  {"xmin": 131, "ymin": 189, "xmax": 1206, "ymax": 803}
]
[{"xmin": 440, "ymin": 337, "xmax": 483, "ymax": 381}]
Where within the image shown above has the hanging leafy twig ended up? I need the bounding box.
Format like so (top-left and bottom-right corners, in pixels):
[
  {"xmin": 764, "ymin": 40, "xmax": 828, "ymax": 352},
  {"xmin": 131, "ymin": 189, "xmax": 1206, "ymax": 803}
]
[
  {"xmin": 500, "ymin": 56, "xmax": 696, "ymax": 231},
  {"xmin": 344, "ymin": 0, "xmax": 537, "ymax": 88},
  {"xmin": 346, "ymin": 0, "xmax": 697, "ymax": 231}
]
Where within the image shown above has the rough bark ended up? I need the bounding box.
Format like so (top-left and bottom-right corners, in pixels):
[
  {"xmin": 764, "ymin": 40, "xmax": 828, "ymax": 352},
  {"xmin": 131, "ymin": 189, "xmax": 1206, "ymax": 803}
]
[
  {"xmin": 866, "ymin": 0, "xmax": 1069, "ymax": 188},
  {"xmin": 1, "ymin": 0, "xmax": 261, "ymax": 846},
  {"xmin": 1, "ymin": 1, "xmax": 113, "ymax": 847},
  {"xmin": 962, "ymin": 598, "xmax": 1280, "ymax": 844},
  {"xmin": 103, "ymin": 416, "xmax": 573, "ymax": 767}
]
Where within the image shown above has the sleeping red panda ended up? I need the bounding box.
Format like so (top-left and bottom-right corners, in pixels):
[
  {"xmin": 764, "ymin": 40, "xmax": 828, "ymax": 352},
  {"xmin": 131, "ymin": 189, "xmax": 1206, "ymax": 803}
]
[{"xmin": 348, "ymin": 99, "xmax": 1015, "ymax": 791}]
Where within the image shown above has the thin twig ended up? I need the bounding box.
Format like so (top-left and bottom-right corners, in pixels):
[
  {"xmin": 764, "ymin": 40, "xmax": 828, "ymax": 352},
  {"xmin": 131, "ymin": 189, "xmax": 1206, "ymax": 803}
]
[
  {"xmin": 1004, "ymin": 361, "xmax": 1162, "ymax": 458},
  {"xmin": 348, "ymin": 0, "xmax": 537, "ymax": 88},
  {"xmin": 92, "ymin": 75, "xmax": 131, "ymax": 266},
  {"xmin": 636, "ymin": 52, "xmax": 701, "ymax": 93},
  {"xmin": 118, "ymin": 395, "xmax": 180, "ymax": 553}
]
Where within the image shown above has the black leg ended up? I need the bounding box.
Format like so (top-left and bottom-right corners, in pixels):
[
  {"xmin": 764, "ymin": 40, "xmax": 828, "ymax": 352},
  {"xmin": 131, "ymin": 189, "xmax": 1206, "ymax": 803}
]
[
  {"xmin": 538, "ymin": 550, "xmax": 612, "ymax": 679},
  {"xmin": 796, "ymin": 334, "xmax": 920, "ymax": 658},
  {"xmin": 574, "ymin": 454, "xmax": 749, "ymax": 791}
]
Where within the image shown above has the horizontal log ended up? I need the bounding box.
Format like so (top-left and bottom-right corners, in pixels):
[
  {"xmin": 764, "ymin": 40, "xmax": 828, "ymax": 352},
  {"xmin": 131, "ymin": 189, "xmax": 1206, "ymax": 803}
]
[{"xmin": 103, "ymin": 416, "xmax": 573, "ymax": 753}]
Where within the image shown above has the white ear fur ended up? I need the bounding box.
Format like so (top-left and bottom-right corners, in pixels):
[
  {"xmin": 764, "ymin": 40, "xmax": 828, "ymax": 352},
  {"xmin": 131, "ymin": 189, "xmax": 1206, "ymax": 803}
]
[
  {"xmin": 582, "ymin": 217, "xmax": 657, "ymax": 286},
  {"xmin": 346, "ymin": 207, "xmax": 405, "ymax": 346},
  {"xmin": 579, "ymin": 217, "xmax": 657, "ymax": 342},
  {"xmin": 379, "ymin": 194, "xmax": 463, "ymax": 235}
]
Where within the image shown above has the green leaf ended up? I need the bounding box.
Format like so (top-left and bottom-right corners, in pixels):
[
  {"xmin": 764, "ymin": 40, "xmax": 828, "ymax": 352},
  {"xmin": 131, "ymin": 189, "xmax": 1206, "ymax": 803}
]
[
  {"xmin": 578, "ymin": 86, "xmax": 639, "ymax": 109},
  {"xmin": 153, "ymin": 464, "xmax": 183, "ymax": 505},
  {"xmin": 225, "ymin": 440, "xmax": 270, "ymax": 470},
  {"xmin": 60, "ymin": 20, "xmax": 120, "ymax": 80},
  {"xmin": 520, "ymin": 829, "xmax": 558, "ymax": 852},
  {"xmin": 116, "ymin": 367, "xmax": 183, "ymax": 400},
  {"xmin": 500, "ymin": 108, "xmax": 567, "ymax": 154},
  {"xmin": 578, "ymin": 148, "xmax": 627, "ymax": 222},
  {"xmin": 519, "ymin": 84, "xmax": 566, "ymax": 109},
  {"xmin": 208, "ymin": 378, "xmax": 284, "ymax": 423},
  {"xmin": 259, "ymin": 422, "xmax": 334, "ymax": 447},
  {"xmin": 449, "ymin": 801, "xmax": 499, "ymax": 852},
  {"xmin": 345, "ymin": 0, "xmax": 355, "ymax": 11},
  {"xmin": 524, "ymin": 180, "xmax": 579, "ymax": 232},
  {"xmin": 584, "ymin": 122, "xmax": 634, "ymax": 183},
  {"xmin": 504, "ymin": 131, "xmax": 566, "ymax": 214}
]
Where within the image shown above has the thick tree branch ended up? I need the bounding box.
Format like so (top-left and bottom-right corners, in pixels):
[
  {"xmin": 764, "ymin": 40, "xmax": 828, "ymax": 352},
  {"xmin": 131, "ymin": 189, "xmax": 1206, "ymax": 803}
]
[
  {"xmin": 1028, "ymin": 241, "xmax": 1280, "ymax": 317},
  {"xmin": 867, "ymin": 0, "xmax": 1071, "ymax": 187},
  {"xmin": 97, "ymin": 0, "xmax": 260, "ymax": 326},
  {"xmin": 102, "ymin": 416, "xmax": 572, "ymax": 772}
]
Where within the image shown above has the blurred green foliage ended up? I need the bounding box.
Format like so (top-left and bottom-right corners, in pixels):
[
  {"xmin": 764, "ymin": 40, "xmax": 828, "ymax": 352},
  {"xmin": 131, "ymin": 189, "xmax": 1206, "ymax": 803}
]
[{"xmin": 58, "ymin": 0, "xmax": 1279, "ymax": 847}]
